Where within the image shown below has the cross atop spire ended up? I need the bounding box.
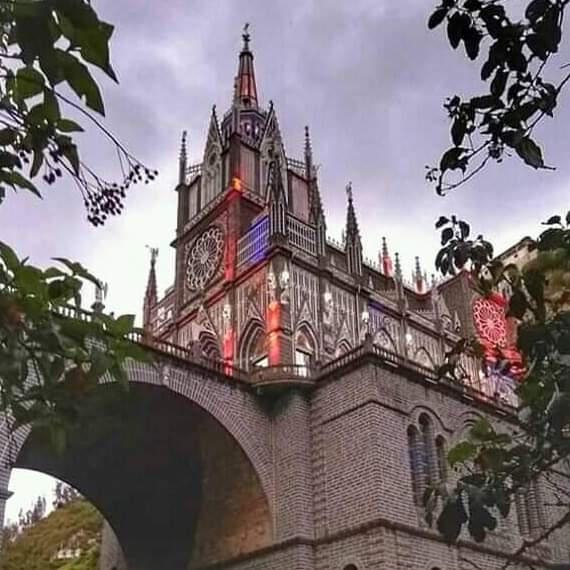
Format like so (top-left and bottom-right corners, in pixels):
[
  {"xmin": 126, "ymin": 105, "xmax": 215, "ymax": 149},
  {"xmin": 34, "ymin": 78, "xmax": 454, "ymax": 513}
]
[
  {"xmin": 345, "ymin": 181, "xmax": 360, "ymax": 240},
  {"xmin": 242, "ymin": 22, "xmax": 251, "ymax": 50},
  {"xmin": 234, "ymin": 23, "xmax": 258, "ymax": 108}
]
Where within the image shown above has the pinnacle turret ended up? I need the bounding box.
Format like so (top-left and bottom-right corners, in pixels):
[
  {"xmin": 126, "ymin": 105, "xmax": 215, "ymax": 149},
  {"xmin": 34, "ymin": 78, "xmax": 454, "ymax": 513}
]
[
  {"xmin": 414, "ymin": 256, "xmax": 425, "ymax": 294},
  {"xmin": 304, "ymin": 125, "xmax": 313, "ymax": 175},
  {"xmin": 178, "ymin": 131, "xmax": 187, "ymax": 185},
  {"xmin": 143, "ymin": 247, "xmax": 159, "ymax": 332},
  {"xmin": 394, "ymin": 252, "xmax": 402, "ymax": 282},
  {"xmin": 345, "ymin": 182, "xmax": 363, "ymax": 276},
  {"xmin": 345, "ymin": 182, "xmax": 360, "ymax": 241},
  {"xmin": 380, "ymin": 236, "xmax": 393, "ymax": 277}
]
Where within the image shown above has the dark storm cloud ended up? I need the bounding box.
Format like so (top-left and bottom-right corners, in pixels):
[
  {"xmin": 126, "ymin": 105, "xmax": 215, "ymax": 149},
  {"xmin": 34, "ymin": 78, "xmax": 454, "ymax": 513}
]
[{"xmin": 2, "ymin": 0, "xmax": 570, "ymax": 294}]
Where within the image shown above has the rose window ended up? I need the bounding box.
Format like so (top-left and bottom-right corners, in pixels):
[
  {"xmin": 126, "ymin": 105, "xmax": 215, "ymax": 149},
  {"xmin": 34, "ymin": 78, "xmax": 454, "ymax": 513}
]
[
  {"xmin": 473, "ymin": 298, "xmax": 507, "ymax": 347},
  {"xmin": 186, "ymin": 227, "xmax": 224, "ymax": 291}
]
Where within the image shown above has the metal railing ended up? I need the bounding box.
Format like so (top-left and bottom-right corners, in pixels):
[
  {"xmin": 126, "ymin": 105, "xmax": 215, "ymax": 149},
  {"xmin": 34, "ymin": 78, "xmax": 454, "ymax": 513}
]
[
  {"xmin": 237, "ymin": 215, "xmax": 269, "ymax": 267},
  {"xmin": 287, "ymin": 215, "xmax": 317, "ymax": 256}
]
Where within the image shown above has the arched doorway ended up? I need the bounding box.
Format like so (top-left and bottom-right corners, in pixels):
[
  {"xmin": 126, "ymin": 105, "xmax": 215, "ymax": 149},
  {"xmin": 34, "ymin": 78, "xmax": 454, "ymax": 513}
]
[{"xmin": 3, "ymin": 378, "xmax": 273, "ymax": 570}]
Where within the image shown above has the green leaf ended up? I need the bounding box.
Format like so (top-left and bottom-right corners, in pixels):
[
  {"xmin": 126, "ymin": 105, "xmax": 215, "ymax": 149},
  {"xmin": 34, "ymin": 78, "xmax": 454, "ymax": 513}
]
[
  {"xmin": 56, "ymin": 118, "xmax": 84, "ymax": 133},
  {"xmin": 451, "ymin": 118, "xmax": 466, "ymax": 146},
  {"xmin": 447, "ymin": 13, "xmax": 469, "ymax": 50},
  {"xmin": 428, "ymin": 7, "xmax": 448, "ymax": 29},
  {"xmin": 0, "ymin": 171, "xmax": 41, "ymax": 197},
  {"xmin": 0, "ymin": 241, "xmax": 20, "ymax": 272},
  {"xmin": 440, "ymin": 147, "xmax": 465, "ymax": 172},
  {"xmin": 526, "ymin": 0, "xmax": 550, "ymax": 22},
  {"xmin": 435, "ymin": 216, "xmax": 449, "ymax": 229},
  {"xmin": 441, "ymin": 227, "xmax": 454, "ymax": 246},
  {"xmin": 0, "ymin": 129, "xmax": 18, "ymax": 146},
  {"xmin": 490, "ymin": 68, "xmax": 507, "ymax": 97},
  {"xmin": 544, "ymin": 215, "xmax": 562, "ymax": 226},
  {"xmin": 30, "ymin": 150, "xmax": 44, "ymax": 178},
  {"xmin": 55, "ymin": 0, "xmax": 99, "ymax": 29},
  {"xmin": 463, "ymin": 26, "xmax": 482, "ymax": 60},
  {"xmin": 61, "ymin": 141, "xmax": 80, "ymax": 175},
  {"xmin": 515, "ymin": 137, "xmax": 544, "ymax": 169},
  {"xmin": 526, "ymin": 33, "xmax": 549, "ymax": 61},
  {"xmin": 43, "ymin": 89, "xmax": 61, "ymax": 122},
  {"xmin": 471, "ymin": 95, "xmax": 498, "ymax": 109},
  {"xmin": 470, "ymin": 417, "xmax": 494, "ymax": 441},
  {"xmin": 437, "ymin": 494, "xmax": 467, "ymax": 543},
  {"xmin": 448, "ymin": 441, "xmax": 478, "ymax": 466},
  {"xmin": 16, "ymin": 66, "xmax": 46, "ymax": 100},
  {"xmin": 113, "ymin": 314, "xmax": 136, "ymax": 337},
  {"xmin": 79, "ymin": 21, "xmax": 118, "ymax": 82},
  {"xmin": 57, "ymin": 51, "xmax": 105, "ymax": 115}
]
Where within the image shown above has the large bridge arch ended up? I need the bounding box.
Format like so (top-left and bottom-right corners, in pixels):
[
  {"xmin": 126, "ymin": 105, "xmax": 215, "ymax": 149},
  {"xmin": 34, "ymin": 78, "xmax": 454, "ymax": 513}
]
[{"xmin": 0, "ymin": 359, "xmax": 275, "ymax": 570}]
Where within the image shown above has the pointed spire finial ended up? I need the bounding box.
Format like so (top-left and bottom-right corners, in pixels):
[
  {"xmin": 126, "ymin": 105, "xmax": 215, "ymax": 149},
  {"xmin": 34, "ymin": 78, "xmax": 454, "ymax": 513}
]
[
  {"xmin": 380, "ymin": 236, "xmax": 393, "ymax": 277},
  {"xmin": 414, "ymin": 256, "xmax": 424, "ymax": 293},
  {"xmin": 234, "ymin": 23, "xmax": 258, "ymax": 108},
  {"xmin": 345, "ymin": 181, "xmax": 360, "ymax": 240},
  {"xmin": 394, "ymin": 252, "xmax": 402, "ymax": 281},
  {"xmin": 178, "ymin": 131, "xmax": 187, "ymax": 185},
  {"xmin": 180, "ymin": 130, "xmax": 187, "ymax": 160},
  {"xmin": 304, "ymin": 125, "xmax": 314, "ymax": 179},
  {"xmin": 143, "ymin": 246, "xmax": 159, "ymax": 331}
]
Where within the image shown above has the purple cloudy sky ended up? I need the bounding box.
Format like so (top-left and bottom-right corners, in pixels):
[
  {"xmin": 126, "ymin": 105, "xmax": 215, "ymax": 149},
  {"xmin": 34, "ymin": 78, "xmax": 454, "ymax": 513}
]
[{"xmin": 1, "ymin": 0, "xmax": 569, "ymax": 520}]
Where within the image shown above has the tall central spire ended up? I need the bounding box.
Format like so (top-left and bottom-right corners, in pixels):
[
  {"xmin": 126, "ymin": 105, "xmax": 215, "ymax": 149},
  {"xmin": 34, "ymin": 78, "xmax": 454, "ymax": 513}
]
[{"xmin": 235, "ymin": 23, "xmax": 258, "ymax": 108}]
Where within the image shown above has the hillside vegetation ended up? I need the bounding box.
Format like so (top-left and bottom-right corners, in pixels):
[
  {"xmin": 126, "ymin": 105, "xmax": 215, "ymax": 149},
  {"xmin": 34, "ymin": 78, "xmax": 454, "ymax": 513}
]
[{"xmin": 0, "ymin": 499, "xmax": 103, "ymax": 570}]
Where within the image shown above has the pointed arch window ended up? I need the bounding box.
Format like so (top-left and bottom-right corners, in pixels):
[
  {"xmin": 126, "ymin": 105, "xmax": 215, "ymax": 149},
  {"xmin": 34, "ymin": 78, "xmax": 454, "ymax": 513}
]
[
  {"xmin": 408, "ymin": 414, "xmax": 447, "ymax": 508},
  {"xmin": 407, "ymin": 426, "xmax": 422, "ymax": 507},
  {"xmin": 435, "ymin": 436, "xmax": 447, "ymax": 483},
  {"xmin": 294, "ymin": 329, "xmax": 315, "ymax": 377}
]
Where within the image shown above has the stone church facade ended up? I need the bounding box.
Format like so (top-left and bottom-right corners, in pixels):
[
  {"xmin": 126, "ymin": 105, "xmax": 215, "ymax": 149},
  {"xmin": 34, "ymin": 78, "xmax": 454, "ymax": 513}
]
[
  {"xmin": 0, "ymin": 29, "xmax": 568, "ymax": 570},
  {"xmin": 128, "ymin": 29, "xmax": 569, "ymax": 569}
]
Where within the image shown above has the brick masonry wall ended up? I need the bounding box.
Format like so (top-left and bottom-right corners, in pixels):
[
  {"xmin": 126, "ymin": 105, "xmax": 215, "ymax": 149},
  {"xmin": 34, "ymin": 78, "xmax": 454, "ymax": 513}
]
[
  {"xmin": 310, "ymin": 360, "xmax": 569, "ymax": 569},
  {"xmin": 1, "ymin": 354, "xmax": 569, "ymax": 570}
]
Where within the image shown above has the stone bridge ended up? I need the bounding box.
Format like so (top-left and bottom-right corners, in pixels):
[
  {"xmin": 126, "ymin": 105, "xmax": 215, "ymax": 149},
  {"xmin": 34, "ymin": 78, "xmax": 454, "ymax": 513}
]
[
  {"xmin": 1, "ymin": 337, "xmax": 565, "ymax": 570},
  {"xmin": 0, "ymin": 340, "xmax": 315, "ymax": 570}
]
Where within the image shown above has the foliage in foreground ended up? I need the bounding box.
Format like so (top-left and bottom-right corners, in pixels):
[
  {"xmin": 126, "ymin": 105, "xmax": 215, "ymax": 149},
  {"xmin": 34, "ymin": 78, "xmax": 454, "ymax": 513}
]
[
  {"xmin": 427, "ymin": 213, "xmax": 570, "ymax": 558},
  {"xmin": 0, "ymin": 497, "xmax": 102, "ymax": 570},
  {"xmin": 0, "ymin": 0, "xmax": 157, "ymax": 444},
  {"xmin": 427, "ymin": 0, "xmax": 569, "ymax": 194},
  {"xmin": 0, "ymin": 241, "xmax": 150, "ymax": 453}
]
